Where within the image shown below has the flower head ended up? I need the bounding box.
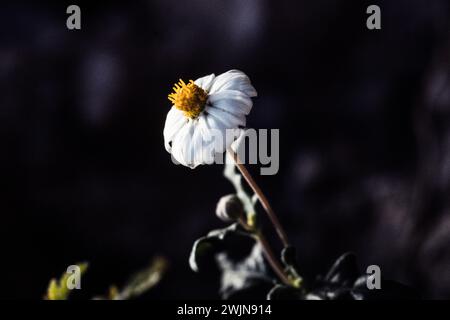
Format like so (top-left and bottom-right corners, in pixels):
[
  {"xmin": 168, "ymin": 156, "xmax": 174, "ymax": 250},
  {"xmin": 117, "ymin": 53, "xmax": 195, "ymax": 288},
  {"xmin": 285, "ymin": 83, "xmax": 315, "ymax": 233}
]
[
  {"xmin": 164, "ymin": 70, "xmax": 257, "ymax": 168},
  {"xmin": 168, "ymin": 79, "xmax": 208, "ymax": 119}
]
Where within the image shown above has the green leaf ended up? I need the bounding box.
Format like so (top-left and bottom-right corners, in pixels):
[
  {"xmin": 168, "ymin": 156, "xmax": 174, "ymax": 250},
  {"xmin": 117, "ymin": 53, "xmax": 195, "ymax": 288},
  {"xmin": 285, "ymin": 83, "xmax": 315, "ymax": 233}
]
[
  {"xmin": 45, "ymin": 262, "xmax": 88, "ymax": 300},
  {"xmin": 115, "ymin": 256, "xmax": 168, "ymax": 300},
  {"xmin": 189, "ymin": 223, "xmax": 273, "ymax": 299},
  {"xmin": 189, "ymin": 223, "xmax": 252, "ymax": 273},
  {"xmin": 93, "ymin": 257, "xmax": 169, "ymax": 300},
  {"xmin": 267, "ymin": 284, "xmax": 304, "ymax": 300}
]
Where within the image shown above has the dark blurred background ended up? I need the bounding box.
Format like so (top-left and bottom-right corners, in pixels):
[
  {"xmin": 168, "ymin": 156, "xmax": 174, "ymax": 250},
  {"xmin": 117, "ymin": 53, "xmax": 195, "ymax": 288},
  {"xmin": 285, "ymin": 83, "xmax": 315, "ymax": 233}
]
[{"xmin": 0, "ymin": 0, "xmax": 449, "ymax": 299}]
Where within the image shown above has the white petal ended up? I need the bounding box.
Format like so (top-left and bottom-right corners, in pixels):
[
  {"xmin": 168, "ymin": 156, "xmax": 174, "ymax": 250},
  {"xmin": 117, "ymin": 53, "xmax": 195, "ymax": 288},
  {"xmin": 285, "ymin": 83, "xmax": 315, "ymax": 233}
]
[
  {"xmin": 199, "ymin": 113, "xmax": 228, "ymax": 158},
  {"xmin": 230, "ymin": 128, "xmax": 248, "ymax": 154},
  {"xmin": 163, "ymin": 107, "xmax": 188, "ymax": 152},
  {"xmin": 202, "ymin": 110, "xmax": 226, "ymax": 131},
  {"xmin": 202, "ymin": 111, "xmax": 228, "ymax": 153},
  {"xmin": 194, "ymin": 73, "xmax": 215, "ymax": 92},
  {"xmin": 192, "ymin": 117, "xmax": 215, "ymax": 165},
  {"xmin": 208, "ymin": 90, "xmax": 253, "ymax": 115},
  {"xmin": 171, "ymin": 121, "xmax": 196, "ymax": 168},
  {"xmin": 204, "ymin": 107, "xmax": 244, "ymax": 150},
  {"xmin": 209, "ymin": 70, "xmax": 257, "ymax": 97},
  {"xmin": 206, "ymin": 105, "xmax": 246, "ymax": 129},
  {"xmin": 192, "ymin": 120, "xmax": 209, "ymax": 166}
]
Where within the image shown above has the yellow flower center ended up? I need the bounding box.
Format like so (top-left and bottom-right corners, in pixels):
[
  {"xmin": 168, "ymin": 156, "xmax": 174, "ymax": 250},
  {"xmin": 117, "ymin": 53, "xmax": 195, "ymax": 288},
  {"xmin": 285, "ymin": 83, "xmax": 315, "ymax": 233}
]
[{"xmin": 168, "ymin": 79, "xmax": 208, "ymax": 119}]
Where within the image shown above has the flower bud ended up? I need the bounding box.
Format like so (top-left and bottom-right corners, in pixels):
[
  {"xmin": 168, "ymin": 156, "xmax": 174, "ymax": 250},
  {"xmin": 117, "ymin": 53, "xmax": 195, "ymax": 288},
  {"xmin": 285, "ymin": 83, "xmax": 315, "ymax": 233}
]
[{"xmin": 215, "ymin": 194, "xmax": 244, "ymax": 222}]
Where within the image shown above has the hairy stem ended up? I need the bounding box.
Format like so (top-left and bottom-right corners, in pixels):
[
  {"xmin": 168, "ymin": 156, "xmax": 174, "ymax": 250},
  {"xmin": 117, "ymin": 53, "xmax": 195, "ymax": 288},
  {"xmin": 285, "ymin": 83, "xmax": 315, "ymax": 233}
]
[
  {"xmin": 256, "ymin": 232, "xmax": 291, "ymax": 285},
  {"xmin": 227, "ymin": 148, "xmax": 291, "ymax": 247},
  {"xmin": 237, "ymin": 217, "xmax": 290, "ymax": 285}
]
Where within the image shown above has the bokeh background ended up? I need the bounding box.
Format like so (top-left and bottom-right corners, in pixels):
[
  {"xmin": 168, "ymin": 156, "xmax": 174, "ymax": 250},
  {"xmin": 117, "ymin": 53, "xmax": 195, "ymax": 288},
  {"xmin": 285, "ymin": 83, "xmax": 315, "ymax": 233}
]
[{"xmin": 1, "ymin": 0, "xmax": 449, "ymax": 299}]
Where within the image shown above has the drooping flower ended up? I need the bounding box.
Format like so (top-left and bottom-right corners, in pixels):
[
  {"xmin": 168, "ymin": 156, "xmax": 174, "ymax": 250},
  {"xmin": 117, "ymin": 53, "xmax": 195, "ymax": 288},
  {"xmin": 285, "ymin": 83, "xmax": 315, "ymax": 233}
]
[{"xmin": 164, "ymin": 70, "xmax": 257, "ymax": 168}]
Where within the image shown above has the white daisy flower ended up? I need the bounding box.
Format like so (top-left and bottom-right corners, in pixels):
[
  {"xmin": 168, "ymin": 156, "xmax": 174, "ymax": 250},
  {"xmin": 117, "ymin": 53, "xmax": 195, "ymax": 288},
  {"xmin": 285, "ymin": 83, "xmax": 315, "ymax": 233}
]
[{"xmin": 164, "ymin": 70, "xmax": 257, "ymax": 168}]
